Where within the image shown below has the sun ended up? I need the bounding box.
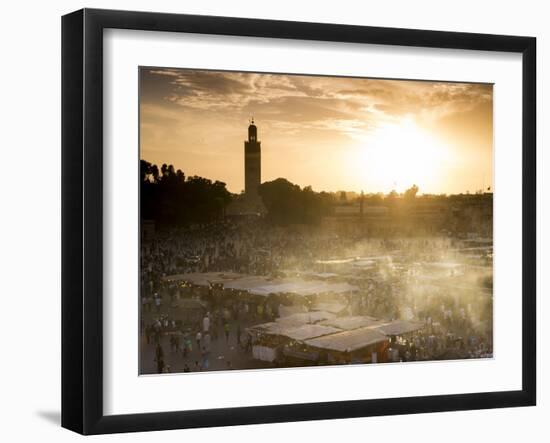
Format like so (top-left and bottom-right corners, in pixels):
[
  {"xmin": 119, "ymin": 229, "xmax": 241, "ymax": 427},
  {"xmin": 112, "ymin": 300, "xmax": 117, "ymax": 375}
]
[{"xmin": 351, "ymin": 117, "xmax": 452, "ymax": 194}]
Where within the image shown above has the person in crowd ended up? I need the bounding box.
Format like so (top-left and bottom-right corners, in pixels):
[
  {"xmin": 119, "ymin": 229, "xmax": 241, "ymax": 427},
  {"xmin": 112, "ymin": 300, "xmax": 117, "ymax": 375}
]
[
  {"xmin": 156, "ymin": 357, "xmax": 165, "ymax": 374},
  {"xmin": 201, "ymin": 347, "xmax": 210, "ymax": 370},
  {"xmin": 155, "ymin": 342, "xmax": 165, "ymax": 373},
  {"xmin": 145, "ymin": 324, "xmax": 152, "ymax": 345},
  {"xmin": 196, "ymin": 331, "xmax": 202, "ymax": 349},
  {"xmin": 169, "ymin": 334, "xmax": 177, "ymax": 352},
  {"xmin": 224, "ymin": 322, "xmax": 231, "ymax": 344},
  {"xmin": 204, "ymin": 332, "xmax": 211, "ymax": 352},
  {"xmin": 154, "ymin": 294, "xmax": 161, "ymax": 313}
]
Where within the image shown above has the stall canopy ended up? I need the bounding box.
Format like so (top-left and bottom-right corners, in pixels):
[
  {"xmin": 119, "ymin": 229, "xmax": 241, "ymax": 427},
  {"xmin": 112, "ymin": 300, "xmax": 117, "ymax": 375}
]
[
  {"xmin": 247, "ymin": 322, "xmax": 289, "ymax": 337},
  {"xmin": 248, "ymin": 315, "xmax": 426, "ymax": 357},
  {"xmin": 321, "ymin": 315, "xmax": 382, "ymax": 330},
  {"xmin": 282, "ymin": 324, "xmax": 341, "ymax": 341},
  {"xmin": 373, "ymin": 320, "xmax": 424, "ymax": 336},
  {"xmin": 275, "ymin": 311, "xmax": 335, "ymax": 326},
  {"xmin": 304, "ymin": 327, "xmax": 388, "ymax": 353},
  {"xmin": 278, "ymin": 305, "xmax": 308, "ymax": 317},
  {"xmin": 162, "ymin": 272, "xmax": 242, "ymax": 286},
  {"xmin": 247, "ymin": 322, "xmax": 339, "ymax": 341},
  {"xmin": 163, "ymin": 272, "xmax": 359, "ymax": 298},
  {"xmin": 241, "ymin": 280, "xmax": 357, "ymax": 297},
  {"xmin": 310, "ymin": 302, "xmax": 348, "ymax": 314}
]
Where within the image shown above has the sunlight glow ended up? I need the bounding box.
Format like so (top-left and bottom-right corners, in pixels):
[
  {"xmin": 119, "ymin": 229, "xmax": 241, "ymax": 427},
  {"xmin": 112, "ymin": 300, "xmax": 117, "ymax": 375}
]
[{"xmin": 351, "ymin": 117, "xmax": 453, "ymax": 194}]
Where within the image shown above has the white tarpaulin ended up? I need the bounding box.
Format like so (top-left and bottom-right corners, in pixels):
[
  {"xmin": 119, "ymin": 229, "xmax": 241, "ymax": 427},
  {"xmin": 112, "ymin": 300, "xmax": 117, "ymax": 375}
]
[
  {"xmin": 165, "ymin": 273, "xmax": 358, "ymax": 297},
  {"xmin": 252, "ymin": 345, "xmax": 277, "ymax": 362},
  {"xmin": 304, "ymin": 327, "xmax": 388, "ymax": 352},
  {"xmin": 275, "ymin": 311, "xmax": 335, "ymax": 326},
  {"xmin": 321, "ymin": 315, "xmax": 382, "ymax": 330},
  {"xmin": 373, "ymin": 320, "xmax": 424, "ymax": 336}
]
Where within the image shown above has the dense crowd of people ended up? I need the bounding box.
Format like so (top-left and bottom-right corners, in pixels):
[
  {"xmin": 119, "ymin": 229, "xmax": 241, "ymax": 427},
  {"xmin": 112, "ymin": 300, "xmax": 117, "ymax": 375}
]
[
  {"xmin": 140, "ymin": 292, "xmax": 282, "ymax": 373},
  {"xmin": 140, "ymin": 220, "xmax": 493, "ymax": 373},
  {"xmin": 140, "ymin": 220, "xmax": 360, "ymax": 297}
]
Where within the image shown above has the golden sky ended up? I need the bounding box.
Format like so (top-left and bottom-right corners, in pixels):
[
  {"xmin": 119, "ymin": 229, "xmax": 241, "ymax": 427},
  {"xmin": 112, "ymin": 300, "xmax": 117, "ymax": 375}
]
[{"xmin": 140, "ymin": 68, "xmax": 493, "ymax": 195}]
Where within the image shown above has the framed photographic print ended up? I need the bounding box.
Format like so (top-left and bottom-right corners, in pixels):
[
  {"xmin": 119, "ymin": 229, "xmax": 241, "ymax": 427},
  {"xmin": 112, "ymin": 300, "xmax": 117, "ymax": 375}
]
[{"xmin": 61, "ymin": 8, "xmax": 536, "ymax": 435}]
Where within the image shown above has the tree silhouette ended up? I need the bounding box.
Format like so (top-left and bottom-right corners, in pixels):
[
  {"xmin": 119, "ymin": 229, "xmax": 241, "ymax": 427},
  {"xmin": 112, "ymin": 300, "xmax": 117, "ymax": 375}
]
[
  {"xmin": 259, "ymin": 178, "xmax": 333, "ymax": 225},
  {"xmin": 404, "ymin": 184, "xmax": 419, "ymax": 200},
  {"xmin": 140, "ymin": 159, "xmax": 231, "ymax": 226}
]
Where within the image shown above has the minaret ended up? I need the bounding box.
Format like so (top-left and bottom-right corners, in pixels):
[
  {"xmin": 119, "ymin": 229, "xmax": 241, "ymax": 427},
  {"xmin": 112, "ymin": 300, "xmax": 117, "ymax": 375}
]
[{"xmin": 244, "ymin": 118, "xmax": 261, "ymax": 198}]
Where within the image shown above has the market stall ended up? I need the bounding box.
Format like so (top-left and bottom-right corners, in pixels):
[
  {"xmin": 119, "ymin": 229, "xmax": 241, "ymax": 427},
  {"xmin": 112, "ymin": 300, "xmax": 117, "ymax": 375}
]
[{"xmin": 304, "ymin": 326, "xmax": 389, "ymax": 364}]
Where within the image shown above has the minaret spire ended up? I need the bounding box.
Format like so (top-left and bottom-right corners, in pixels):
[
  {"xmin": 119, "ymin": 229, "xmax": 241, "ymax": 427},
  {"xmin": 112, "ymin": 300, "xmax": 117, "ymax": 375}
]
[{"xmin": 244, "ymin": 119, "xmax": 261, "ymax": 197}]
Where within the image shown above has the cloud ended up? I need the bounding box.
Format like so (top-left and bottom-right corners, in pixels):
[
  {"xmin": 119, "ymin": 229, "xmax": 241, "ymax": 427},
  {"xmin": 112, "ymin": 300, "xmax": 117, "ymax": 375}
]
[
  {"xmin": 144, "ymin": 69, "xmax": 490, "ymax": 123},
  {"xmin": 141, "ymin": 69, "xmax": 492, "ymax": 177}
]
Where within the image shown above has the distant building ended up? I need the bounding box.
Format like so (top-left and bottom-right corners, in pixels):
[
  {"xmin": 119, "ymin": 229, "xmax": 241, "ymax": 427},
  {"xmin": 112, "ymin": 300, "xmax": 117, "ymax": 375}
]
[
  {"xmin": 226, "ymin": 120, "xmax": 266, "ymax": 217},
  {"xmin": 245, "ymin": 119, "xmax": 261, "ymax": 198},
  {"xmin": 323, "ymin": 193, "xmax": 492, "ymax": 237}
]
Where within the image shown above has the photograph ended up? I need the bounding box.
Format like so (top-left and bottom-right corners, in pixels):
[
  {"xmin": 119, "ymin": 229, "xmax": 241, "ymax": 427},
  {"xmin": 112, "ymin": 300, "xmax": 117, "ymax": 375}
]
[{"xmin": 139, "ymin": 67, "xmax": 494, "ymax": 375}]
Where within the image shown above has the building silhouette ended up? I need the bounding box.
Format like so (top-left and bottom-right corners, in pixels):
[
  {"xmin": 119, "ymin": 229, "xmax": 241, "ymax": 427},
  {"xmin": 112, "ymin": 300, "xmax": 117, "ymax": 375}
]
[
  {"xmin": 244, "ymin": 119, "xmax": 261, "ymax": 198},
  {"xmin": 225, "ymin": 119, "xmax": 266, "ymax": 217}
]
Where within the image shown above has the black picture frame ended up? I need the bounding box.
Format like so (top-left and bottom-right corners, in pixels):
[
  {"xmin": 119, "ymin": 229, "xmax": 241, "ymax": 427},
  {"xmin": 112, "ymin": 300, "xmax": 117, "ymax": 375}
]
[{"xmin": 61, "ymin": 8, "xmax": 536, "ymax": 435}]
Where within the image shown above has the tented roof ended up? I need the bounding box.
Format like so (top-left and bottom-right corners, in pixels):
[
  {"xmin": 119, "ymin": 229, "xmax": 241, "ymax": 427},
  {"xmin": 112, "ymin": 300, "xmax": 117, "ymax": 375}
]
[
  {"xmin": 304, "ymin": 327, "xmax": 388, "ymax": 352},
  {"xmin": 321, "ymin": 315, "xmax": 382, "ymax": 330},
  {"xmin": 247, "ymin": 322, "xmax": 341, "ymax": 341},
  {"xmin": 310, "ymin": 302, "xmax": 348, "ymax": 314},
  {"xmin": 164, "ymin": 273, "xmax": 358, "ymax": 297},
  {"xmin": 281, "ymin": 324, "xmax": 341, "ymax": 341},
  {"xmin": 275, "ymin": 311, "xmax": 335, "ymax": 326},
  {"xmin": 373, "ymin": 320, "xmax": 424, "ymax": 336}
]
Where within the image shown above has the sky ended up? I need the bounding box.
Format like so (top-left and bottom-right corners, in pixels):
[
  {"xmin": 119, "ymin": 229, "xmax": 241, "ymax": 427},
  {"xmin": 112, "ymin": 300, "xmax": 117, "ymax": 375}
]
[{"xmin": 140, "ymin": 67, "xmax": 493, "ymax": 195}]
